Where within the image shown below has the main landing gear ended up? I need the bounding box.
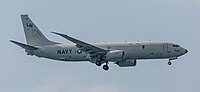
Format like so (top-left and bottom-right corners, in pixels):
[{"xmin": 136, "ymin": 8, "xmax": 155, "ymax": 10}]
[
  {"xmin": 96, "ymin": 61, "xmax": 109, "ymax": 71},
  {"xmin": 103, "ymin": 63, "xmax": 109, "ymax": 71},
  {"xmin": 96, "ymin": 61, "xmax": 102, "ymax": 66}
]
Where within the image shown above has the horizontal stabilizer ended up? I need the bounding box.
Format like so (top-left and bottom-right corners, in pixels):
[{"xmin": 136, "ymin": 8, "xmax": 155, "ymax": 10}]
[{"xmin": 10, "ymin": 40, "xmax": 38, "ymax": 50}]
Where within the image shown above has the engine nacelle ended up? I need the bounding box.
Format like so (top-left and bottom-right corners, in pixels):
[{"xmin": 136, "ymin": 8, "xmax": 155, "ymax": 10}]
[
  {"xmin": 106, "ymin": 50, "xmax": 124, "ymax": 61},
  {"xmin": 116, "ymin": 60, "xmax": 136, "ymax": 67}
]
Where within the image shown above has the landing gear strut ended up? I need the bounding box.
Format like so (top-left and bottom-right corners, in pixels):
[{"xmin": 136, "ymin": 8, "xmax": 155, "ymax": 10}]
[{"xmin": 168, "ymin": 57, "xmax": 178, "ymax": 65}]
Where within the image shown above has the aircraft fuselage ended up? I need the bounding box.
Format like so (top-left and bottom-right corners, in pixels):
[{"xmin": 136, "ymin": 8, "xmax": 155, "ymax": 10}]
[{"xmin": 31, "ymin": 42, "xmax": 187, "ymax": 62}]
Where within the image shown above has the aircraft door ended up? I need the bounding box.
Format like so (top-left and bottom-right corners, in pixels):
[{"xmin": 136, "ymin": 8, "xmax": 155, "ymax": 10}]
[
  {"xmin": 162, "ymin": 43, "xmax": 172, "ymax": 58},
  {"xmin": 163, "ymin": 43, "xmax": 168, "ymax": 51}
]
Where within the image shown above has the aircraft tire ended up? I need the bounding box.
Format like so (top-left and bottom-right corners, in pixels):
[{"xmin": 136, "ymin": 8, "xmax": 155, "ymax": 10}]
[
  {"xmin": 168, "ymin": 61, "xmax": 172, "ymax": 65},
  {"xmin": 103, "ymin": 65, "xmax": 109, "ymax": 71},
  {"xmin": 96, "ymin": 61, "xmax": 102, "ymax": 66}
]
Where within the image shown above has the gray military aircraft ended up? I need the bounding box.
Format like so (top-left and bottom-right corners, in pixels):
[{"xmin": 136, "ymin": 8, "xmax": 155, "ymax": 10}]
[{"xmin": 10, "ymin": 15, "xmax": 188, "ymax": 71}]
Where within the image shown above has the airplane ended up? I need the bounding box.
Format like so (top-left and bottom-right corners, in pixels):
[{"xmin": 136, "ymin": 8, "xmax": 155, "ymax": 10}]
[{"xmin": 10, "ymin": 15, "xmax": 188, "ymax": 71}]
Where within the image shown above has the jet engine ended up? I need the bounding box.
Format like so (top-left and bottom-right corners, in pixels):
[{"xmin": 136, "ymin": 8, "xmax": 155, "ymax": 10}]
[
  {"xmin": 106, "ymin": 50, "xmax": 124, "ymax": 61},
  {"xmin": 116, "ymin": 60, "xmax": 136, "ymax": 67}
]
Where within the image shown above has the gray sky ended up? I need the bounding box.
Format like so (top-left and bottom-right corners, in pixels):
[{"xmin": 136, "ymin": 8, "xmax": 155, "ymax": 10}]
[{"xmin": 0, "ymin": 0, "xmax": 199, "ymax": 92}]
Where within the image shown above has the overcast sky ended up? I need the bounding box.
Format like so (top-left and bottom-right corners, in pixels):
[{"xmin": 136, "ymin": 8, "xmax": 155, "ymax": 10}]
[{"xmin": 0, "ymin": 0, "xmax": 200, "ymax": 92}]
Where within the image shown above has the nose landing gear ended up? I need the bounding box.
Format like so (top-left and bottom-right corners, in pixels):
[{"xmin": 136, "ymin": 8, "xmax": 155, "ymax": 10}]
[
  {"xmin": 167, "ymin": 57, "xmax": 178, "ymax": 66},
  {"xmin": 168, "ymin": 61, "xmax": 172, "ymax": 65}
]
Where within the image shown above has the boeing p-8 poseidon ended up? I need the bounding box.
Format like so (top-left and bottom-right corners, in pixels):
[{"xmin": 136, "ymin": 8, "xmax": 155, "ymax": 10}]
[{"xmin": 11, "ymin": 15, "xmax": 188, "ymax": 71}]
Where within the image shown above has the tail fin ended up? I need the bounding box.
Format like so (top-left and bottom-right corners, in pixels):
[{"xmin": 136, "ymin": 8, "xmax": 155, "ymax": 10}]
[{"xmin": 21, "ymin": 15, "xmax": 57, "ymax": 46}]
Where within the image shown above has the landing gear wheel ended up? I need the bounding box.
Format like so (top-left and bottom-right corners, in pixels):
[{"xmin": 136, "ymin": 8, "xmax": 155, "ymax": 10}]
[
  {"xmin": 168, "ymin": 61, "xmax": 172, "ymax": 65},
  {"xmin": 103, "ymin": 65, "xmax": 109, "ymax": 71},
  {"xmin": 96, "ymin": 61, "xmax": 102, "ymax": 66}
]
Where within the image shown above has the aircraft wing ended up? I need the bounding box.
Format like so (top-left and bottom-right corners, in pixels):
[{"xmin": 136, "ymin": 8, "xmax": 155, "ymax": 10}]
[{"xmin": 52, "ymin": 32, "xmax": 107, "ymax": 57}]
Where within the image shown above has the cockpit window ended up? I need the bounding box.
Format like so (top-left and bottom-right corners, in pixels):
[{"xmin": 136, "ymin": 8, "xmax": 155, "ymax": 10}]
[{"xmin": 172, "ymin": 45, "xmax": 180, "ymax": 47}]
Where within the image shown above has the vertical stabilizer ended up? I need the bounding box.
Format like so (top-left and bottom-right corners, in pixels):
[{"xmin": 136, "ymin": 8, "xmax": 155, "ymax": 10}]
[{"xmin": 21, "ymin": 15, "xmax": 57, "ymax": 46}]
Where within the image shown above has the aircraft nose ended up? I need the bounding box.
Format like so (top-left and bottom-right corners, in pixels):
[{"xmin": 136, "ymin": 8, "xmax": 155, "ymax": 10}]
[{"xmin": 185, "ymin": 49, "xmax": 188, "ymax": 54}]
